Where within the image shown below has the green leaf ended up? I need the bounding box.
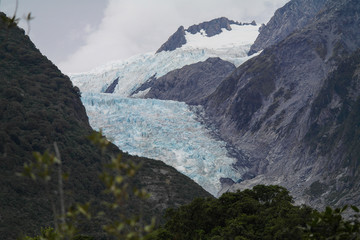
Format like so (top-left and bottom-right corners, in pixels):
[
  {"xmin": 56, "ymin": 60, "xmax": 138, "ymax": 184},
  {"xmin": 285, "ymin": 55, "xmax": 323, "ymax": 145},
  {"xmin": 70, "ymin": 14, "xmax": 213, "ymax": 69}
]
[
  {"xmin": 115, "ymin": 175, "xmax": 123, "ymax": 184},
  {"xmin": 341, "ymin": 205, "xmax": 348, "ymax": 213},
  {"xmin": 351, "ymin": 205, "xmax": 360, "ymax": 213}
]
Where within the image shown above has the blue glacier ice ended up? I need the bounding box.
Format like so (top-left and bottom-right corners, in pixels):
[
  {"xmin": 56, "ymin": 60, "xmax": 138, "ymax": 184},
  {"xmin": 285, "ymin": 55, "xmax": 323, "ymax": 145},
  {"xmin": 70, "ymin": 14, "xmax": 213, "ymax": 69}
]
[{"xmin": 82, "ymin": 93, "xmax": 247, "ymax": 196}]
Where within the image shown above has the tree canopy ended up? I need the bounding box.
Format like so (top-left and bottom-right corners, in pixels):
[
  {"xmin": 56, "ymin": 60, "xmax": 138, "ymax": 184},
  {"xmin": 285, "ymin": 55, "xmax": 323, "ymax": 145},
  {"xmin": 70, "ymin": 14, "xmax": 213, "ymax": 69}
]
[{"xmin": 148, "ymin": 185, "xmax": 360, "ymax": 240}]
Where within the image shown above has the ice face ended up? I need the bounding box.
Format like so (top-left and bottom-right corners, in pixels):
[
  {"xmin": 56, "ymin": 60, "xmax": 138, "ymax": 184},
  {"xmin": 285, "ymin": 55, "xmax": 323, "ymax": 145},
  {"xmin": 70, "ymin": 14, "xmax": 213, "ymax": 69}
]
[{"xmin": 82, "ymin": 93, "xmax": 246, "ymax": 196}]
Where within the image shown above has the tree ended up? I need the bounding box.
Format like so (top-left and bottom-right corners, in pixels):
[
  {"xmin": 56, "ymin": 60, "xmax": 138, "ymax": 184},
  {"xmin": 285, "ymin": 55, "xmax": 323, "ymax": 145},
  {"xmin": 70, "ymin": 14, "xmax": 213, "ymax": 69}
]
[{"xmin": 149, "ymin": 185, "xmax": 360, "ymax": 240}]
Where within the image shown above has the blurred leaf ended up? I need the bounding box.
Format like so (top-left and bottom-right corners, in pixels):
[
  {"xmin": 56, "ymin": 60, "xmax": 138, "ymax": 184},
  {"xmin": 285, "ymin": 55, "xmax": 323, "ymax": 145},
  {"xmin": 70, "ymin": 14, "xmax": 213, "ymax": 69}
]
[{"xmin": 351, "ymin": 205, "xmax": 360, "ymax": 213}]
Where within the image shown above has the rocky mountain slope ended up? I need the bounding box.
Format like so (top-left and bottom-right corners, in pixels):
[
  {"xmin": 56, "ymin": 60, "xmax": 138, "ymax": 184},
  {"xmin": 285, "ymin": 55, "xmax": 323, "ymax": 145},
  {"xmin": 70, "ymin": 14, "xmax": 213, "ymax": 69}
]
[
  {"xmin": 0, "ymin": 13, "xmax": 211, "ymax": 239},
  {"xmin": 203, "ymin": 0, "xmax": 360, "ymax": 207},
  {"xmin": 136, "ymin": 57, "xmax": 235, "ymax": 104},
  {"xmin": 248, "ymin": 0, "xmax": 327, "ymax": 55}
]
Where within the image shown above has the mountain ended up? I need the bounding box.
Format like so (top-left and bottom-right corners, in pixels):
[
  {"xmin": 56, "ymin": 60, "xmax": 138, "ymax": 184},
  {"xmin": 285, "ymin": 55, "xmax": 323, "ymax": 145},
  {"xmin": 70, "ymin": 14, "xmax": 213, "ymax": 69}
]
[
  {"xmin": 68, "ymin": 18, "xmax": 259, "ymax": 196},
  {"xmin": 203, "ymin": 0, "xmax": 360, "ymax": 207},
  {"xmin": 70, "ymin": 18, "xmax": 259, "ymax": 96},
  {"xmin": 67, "ymin": 0, "xmax": 360, "ymax": 209},
  {"xmin": 0, "ymin": 13, "xmax": 211, "ymax": 239},
  {"xmin": 248, "ymin": 0, "xmax": 327, "ymax": 55}
]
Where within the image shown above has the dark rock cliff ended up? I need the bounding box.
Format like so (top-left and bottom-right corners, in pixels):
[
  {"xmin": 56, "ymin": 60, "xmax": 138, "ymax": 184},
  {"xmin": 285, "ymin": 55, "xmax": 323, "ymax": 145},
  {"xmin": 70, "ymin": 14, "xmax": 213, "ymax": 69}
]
[
  {"xmin": 0, "ymin": 13, "xmax": 211, "ymax": 239},
  {"xmin": 156, "ymin": 26, "xmax": 187, "ymax": 53},
  {"xmin": 204, "ymin": 0, "xmax": 360, "ymax": 208},
  {"xmin": 186, "ymin": 17, "xmax": 240, "ymax": 37},
  {"xmin": 134, "ymin": 57, "xmax": 235, "ymax": 104}
]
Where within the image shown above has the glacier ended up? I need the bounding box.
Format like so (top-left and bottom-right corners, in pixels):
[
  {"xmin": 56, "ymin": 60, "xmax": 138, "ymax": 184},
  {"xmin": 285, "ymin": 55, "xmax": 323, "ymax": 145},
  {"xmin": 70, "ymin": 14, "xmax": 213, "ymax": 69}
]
[
  {"xmin": 82, "ymin": 93, "xmax": 246, "ymax": 196},
  {"xmin": 70, "ymin": 23, "xmax": 260, "ymax": 196}
]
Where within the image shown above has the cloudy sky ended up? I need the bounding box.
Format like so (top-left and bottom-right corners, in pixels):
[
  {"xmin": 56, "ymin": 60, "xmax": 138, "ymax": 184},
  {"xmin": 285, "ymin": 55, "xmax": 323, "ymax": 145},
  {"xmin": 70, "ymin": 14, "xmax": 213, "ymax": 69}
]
[{"xmin": 1, "ymin": 0, "xmax": 289, "ymax": 73}]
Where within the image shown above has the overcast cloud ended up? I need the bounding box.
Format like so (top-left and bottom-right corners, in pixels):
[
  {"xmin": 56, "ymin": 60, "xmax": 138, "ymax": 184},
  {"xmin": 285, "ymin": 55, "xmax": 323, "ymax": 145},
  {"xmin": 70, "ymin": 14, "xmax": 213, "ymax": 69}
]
[{"xmin": 1, "ymin": 0, "xmax": 289, "ymax": 73}]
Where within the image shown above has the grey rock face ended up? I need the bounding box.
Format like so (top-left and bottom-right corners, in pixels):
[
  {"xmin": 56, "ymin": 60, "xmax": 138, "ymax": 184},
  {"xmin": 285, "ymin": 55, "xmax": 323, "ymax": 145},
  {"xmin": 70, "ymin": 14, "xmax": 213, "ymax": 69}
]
[
  {"xmin": 187, "ymin": 17, "xmax": 239, "ymax": 37},
  {"xmin": 248, "ymin": 0, "xmax": 327, "ymax": 55},
  {"xmin": 156, "ymin": 17, "xmax": 254, "ymax": 53},
  {"xmin": 220, "ymin": 177, "xmax": 235, "ymax": 189},
  {"xmin": 137, "ymin": 57, "xmax": 235, "ymax": 105},
  {"xmin": 204, "ymin": 0, "xmax": 360, "ymax": 208},
  {"xmin": 303, "ymin": 50, "xmax": 360, "ymax": 207}
]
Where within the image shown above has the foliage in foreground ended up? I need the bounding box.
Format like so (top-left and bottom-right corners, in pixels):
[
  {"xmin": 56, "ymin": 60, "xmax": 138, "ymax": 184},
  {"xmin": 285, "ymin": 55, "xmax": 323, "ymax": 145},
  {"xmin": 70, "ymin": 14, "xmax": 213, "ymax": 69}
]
[
  {"xmin": 148, "ymin": 185, "xmax": 360, "ymax": 240},
  {"xmin": 21, "ymin": 131, "xmax": 154, "ymax": 240}
]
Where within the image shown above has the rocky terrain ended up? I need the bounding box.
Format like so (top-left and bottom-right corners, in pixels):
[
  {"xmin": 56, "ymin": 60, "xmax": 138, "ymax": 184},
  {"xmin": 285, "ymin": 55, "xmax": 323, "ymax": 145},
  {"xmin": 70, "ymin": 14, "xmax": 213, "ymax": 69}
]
[{"xmin": 203, "ymin": 0, "xmax": 360, "ymax": 208}]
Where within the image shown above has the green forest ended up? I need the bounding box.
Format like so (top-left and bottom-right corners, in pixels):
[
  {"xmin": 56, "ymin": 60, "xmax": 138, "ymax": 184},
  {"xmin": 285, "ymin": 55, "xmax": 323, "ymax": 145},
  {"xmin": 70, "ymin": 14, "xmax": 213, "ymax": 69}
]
[
  {"xmin": 26, "ymin": 184, "xmax": 360, "ymax": 240},
  {"xmin": 148, "ymin": 185, "xmax": 360, "ymax": 240}
]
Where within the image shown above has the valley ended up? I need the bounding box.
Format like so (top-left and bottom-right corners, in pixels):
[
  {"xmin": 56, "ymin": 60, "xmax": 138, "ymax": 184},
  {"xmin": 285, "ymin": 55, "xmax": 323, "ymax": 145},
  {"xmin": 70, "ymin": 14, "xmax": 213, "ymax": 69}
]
[
  {"xmin": 70, "ymin": 18, "xmax": 260, "ymax": 196},
  {"xmin": 1, "ymin": 0, "xmax": 360, "ymax": 238}
]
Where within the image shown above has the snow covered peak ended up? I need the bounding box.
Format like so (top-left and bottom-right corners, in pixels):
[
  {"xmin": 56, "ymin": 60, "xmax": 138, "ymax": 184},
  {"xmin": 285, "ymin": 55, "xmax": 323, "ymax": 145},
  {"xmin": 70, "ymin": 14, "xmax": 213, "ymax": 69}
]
[{"xmin": 156, "ymin": 17, "xmax": 258, "ymax": 53}]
